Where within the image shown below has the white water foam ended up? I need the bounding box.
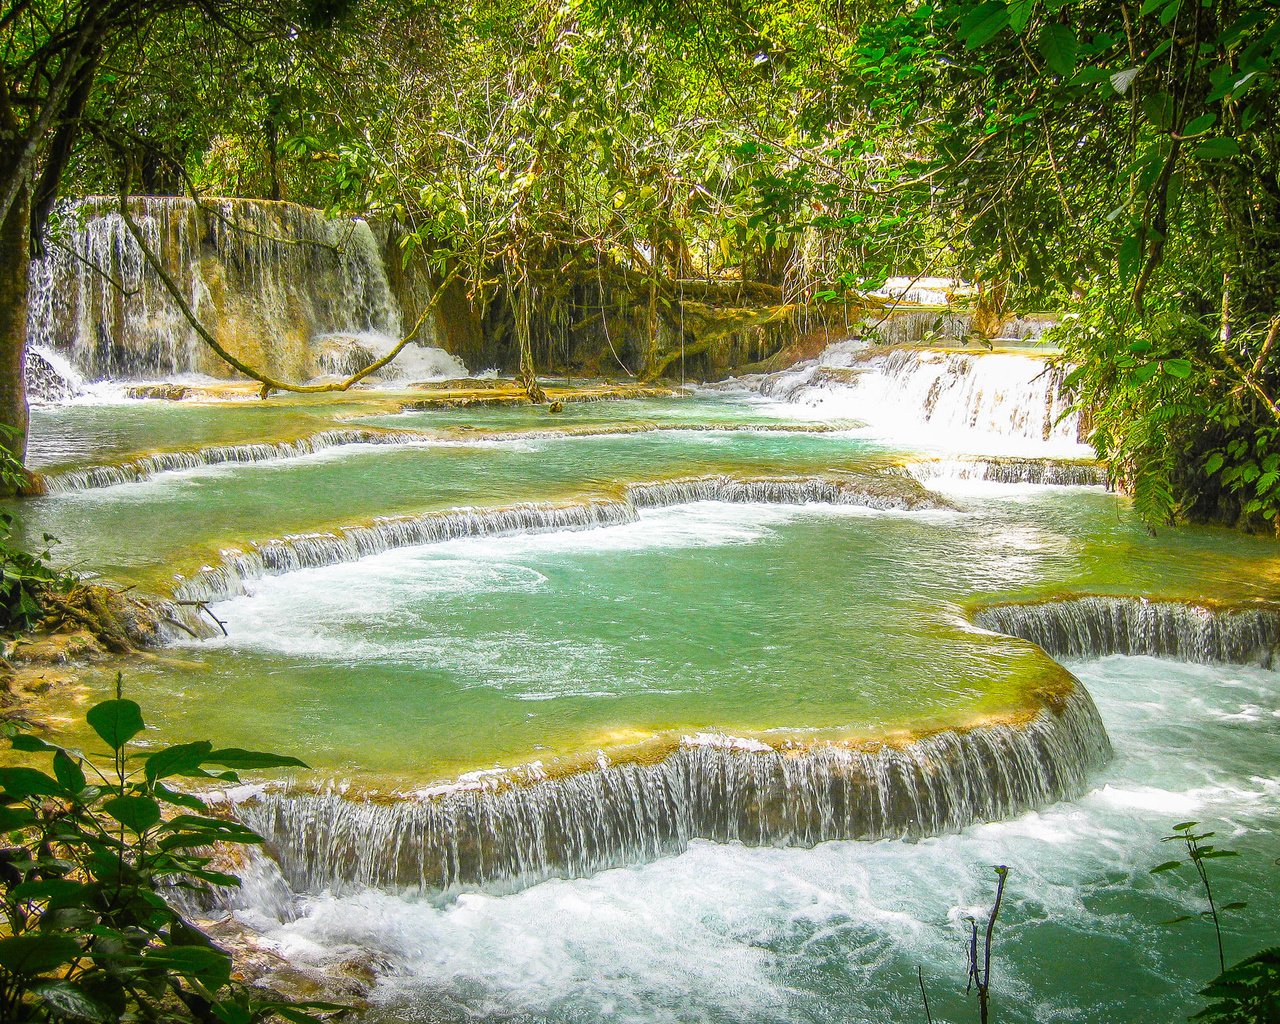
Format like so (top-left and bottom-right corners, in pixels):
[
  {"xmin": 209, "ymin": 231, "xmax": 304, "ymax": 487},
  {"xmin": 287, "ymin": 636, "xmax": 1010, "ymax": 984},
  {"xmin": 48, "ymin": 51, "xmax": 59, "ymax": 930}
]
[
  {"xmin": 733, "ymin": 343, "xmax": 1091, "ymax": 459},
  {"xmin": 235, "ymin": 656, "xmax": 1280, "ymax": 1024},
  {"xmin": 191, "ymin": 502, "xmax": 951, "ymax": 666},
  {"xmin": 312, "ymin": 331, "xmax": 468, "ymax": 383}
]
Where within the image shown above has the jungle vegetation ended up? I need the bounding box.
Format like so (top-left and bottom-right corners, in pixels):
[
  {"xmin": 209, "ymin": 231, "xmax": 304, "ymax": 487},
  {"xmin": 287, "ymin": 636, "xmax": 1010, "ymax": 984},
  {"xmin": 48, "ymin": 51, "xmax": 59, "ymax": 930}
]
[{"xmin": 1, "ymin": 0, "xmax": 1277, "ymax": 527}]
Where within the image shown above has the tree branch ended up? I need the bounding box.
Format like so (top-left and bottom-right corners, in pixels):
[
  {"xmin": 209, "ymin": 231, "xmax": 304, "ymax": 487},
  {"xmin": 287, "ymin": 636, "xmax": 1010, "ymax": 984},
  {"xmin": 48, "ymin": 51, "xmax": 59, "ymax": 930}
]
[{"xmin": 115, "ymin": 181, "xmax": 460, "ymax": 398}]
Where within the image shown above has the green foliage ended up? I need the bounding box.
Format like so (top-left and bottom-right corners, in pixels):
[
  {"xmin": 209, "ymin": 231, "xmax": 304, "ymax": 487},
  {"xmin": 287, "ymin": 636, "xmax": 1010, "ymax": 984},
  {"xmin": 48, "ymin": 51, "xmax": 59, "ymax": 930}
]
[
  {"xmin": 0, "ymin": 426, "xmax": 73, "ymax": 632},
  {"xmin": 902, "ymin": 0, "xmax": 1280, "ymax": 529},
  {"xmin": 1149, "ymin": 820, "xmax": 1280, "ymax": 1022},
  {"xmin": 0, "ymin": 679, "xmax": 327, "ymax": 1023},
  {"xmin": 1195, "ymin": 948, "xmax": 1280, "ymax": 1023}
]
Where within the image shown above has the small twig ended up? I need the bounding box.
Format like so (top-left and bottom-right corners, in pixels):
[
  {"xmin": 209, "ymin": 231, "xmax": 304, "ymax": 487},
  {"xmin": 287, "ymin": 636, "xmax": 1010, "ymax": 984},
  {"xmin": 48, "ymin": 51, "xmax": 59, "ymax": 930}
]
[
  {"xmin": 174, "ymin": 599, "xmax": 228, "ymax": 637},
  {"xmin": 1248, "ymin": 314, "xmax": 1280, "ymax": 379},
  {"xmin": 967, "ymin": 865, "xmax": 1009, "ymax": 1024},
  {"xmin": 160, "ymin": 616, "xmax": 202, "ymax": 640},
  {"xmin": 918, "ymin": 966, "xmax": 934, "ymax": 1024}
]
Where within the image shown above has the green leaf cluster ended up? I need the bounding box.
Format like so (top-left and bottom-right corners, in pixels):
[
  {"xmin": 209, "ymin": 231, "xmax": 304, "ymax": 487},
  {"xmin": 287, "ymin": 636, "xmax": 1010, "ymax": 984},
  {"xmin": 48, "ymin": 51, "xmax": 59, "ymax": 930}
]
[
  {"xmin": 0, "ymin": 426, "xmax": 75, "ymax": 632},
  {"xmin": 0, "ymin": 682, "xmax": 329, "ymax": 1024}
]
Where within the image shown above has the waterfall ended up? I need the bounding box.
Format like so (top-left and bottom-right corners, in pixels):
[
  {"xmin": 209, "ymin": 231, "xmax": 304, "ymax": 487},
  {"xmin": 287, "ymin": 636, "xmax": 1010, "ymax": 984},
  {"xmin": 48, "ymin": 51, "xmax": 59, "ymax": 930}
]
[
  {"xmin": 168, "ymin": 471, "xmax": 950, "ymax": 610},
  {"xmin": 173, "ymin": 500, "xmax": 640, "ymax": 605},
  {"xmin": 749, "ymin": 344, "xmax": 1086, "ymax": 456},
  {"xmin": 625, "ymin": 473, "xmax": 944, "ymax": 510},
  {"xmin": 975, "ymin": 597, "xmax": 1280, "ymax": 666},
  {"xmin": 230, "ymin": 683, "xmax": 1110, "ymax": 897},
  {"xmin": 27, "ymin": 197, "xmax": 458, "ymax": 384},
  {"xmin": 865, "ymin": 310, "xmax": 973, "ymax": 346},
  {"xmin": 908, "ymin": 458, "xmax": 1107, "ymax": 487},
  {"xmin": 25, "ymin": 345, "xmax": 85, "ymax": 403},
  {"xmin": 34, "ymin": 423, "xmax": 841, "ymax": 494},
  {"xmin": 37, "ymin": 428, "xmax": 430, "ymax": 493}
]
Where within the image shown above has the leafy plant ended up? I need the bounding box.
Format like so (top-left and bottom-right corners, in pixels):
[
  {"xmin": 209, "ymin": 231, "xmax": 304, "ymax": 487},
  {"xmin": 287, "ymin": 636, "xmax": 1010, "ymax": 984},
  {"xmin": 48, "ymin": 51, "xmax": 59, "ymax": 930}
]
[
  {"xmin": 1151, "ymin": 820, "xmax": 1246, "ymax": 973},
  {"xmin": 1148, "ymin": 820, "xmax": 1280, "ymax": 1022},
  {"xmin": 1195, "ymin": 947, "xmax": 1280, "ymax": 1023},
  {"xmin": 0, "ymin": 424, "xmax": 74, "ymax": 633},
  {"xmin": 0, "ymin": 676, "xmax": 341, "ymax": 1023}
]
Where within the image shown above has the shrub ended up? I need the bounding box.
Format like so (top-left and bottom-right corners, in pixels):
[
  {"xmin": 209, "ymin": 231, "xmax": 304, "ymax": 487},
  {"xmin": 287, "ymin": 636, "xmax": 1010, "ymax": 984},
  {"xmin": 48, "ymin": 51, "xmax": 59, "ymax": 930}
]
[{"xmin": 0, "ymin": 677, "xmax": 343, "ymax": 1023}]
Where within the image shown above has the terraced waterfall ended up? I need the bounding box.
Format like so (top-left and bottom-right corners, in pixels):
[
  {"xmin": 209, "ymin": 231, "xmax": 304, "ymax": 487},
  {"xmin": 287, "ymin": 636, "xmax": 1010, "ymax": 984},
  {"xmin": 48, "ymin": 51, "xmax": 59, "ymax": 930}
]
[{"xmin": 9, "ymin": 254, "xmax": 1280, "ymax": 1023}]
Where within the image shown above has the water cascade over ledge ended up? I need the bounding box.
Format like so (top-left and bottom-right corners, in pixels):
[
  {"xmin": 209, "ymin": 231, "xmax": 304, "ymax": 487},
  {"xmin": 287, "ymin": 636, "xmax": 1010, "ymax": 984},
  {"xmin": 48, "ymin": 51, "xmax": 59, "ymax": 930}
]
[
  {"xmin": 36, "ymin": 428, "xmax": 430, "ymax": 492},
  {"xmin": 169, "ymin": 470, "xmax": 950, "ymax": 617},
  {"xmin": 906, "ymin": 457, "xmax": 1107, "ymax": 487},
  {"xmin": 26, "ymin": 196, "xmax": 461, "ymax": 386},
  {"xmin": 230, "ymin": 682, "xmax": 1111, "ymax": 897},
  {"xmin": 974, "ymin": 596, "xmax": 1280, "ymax": 666},
  {"xmin": 744, "ymin": 344, "xmax": 1087, "ymax": 456},
  {"xmin": 33, "ymin": 422, "xmax": 843, "ymax": 493}
]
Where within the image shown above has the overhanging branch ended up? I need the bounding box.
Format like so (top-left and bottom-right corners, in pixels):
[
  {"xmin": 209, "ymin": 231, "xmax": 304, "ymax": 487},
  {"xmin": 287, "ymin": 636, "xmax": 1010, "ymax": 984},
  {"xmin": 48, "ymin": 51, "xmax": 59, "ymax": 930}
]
[{"xmin": 116, "ymin": 183, "xmax": 459, "ymax": 398}]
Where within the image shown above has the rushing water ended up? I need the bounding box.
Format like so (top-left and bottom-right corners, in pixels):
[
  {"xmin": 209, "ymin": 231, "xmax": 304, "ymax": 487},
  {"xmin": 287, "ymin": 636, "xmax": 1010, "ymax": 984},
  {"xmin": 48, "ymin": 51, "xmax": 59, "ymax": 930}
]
[
  {"xmin": 10, "ymin": 335, "xmax": 1280, "ymax": 1022},
  {"xmin": 244, "ymin": 655, "xmax": 1280, "ymax": 1024}
]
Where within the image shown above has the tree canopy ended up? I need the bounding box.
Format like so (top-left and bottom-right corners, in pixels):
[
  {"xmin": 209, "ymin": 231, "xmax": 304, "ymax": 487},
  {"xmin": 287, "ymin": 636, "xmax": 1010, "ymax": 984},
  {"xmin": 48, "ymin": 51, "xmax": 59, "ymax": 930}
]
[{"xmin": 3, "ymin": 0, "xmax": 1278, "ymax": 529}]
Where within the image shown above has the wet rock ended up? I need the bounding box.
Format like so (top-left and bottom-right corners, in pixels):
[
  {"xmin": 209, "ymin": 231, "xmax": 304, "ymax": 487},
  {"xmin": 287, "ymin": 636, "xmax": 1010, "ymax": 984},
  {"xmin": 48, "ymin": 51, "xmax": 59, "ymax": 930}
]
[{"xmin": 126, "ymin": 383, "xmax": 192, "ymax": 401}]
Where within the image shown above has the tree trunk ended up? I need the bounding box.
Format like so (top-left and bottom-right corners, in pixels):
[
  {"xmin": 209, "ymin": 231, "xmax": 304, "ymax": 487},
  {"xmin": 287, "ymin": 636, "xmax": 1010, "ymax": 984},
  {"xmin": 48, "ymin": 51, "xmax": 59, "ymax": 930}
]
[{"xmin": 0, "ymin": 173, "xmax": 29, "ymax": 467}]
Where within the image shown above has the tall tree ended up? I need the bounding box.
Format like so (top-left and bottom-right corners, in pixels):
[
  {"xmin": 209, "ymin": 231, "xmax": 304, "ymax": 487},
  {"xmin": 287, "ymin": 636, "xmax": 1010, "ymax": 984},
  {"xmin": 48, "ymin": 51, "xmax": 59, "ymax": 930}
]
[{"xmin": 0, "ymin": 0, "xmax": 349, "ymax": 467}]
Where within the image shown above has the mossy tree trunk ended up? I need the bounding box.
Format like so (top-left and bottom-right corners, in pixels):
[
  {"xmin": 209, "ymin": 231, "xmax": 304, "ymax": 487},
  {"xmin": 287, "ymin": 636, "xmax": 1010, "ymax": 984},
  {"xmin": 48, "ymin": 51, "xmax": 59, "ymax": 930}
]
[{"xmin": 0, "ymin": 158, "xmax": 29, "ymax": 467}]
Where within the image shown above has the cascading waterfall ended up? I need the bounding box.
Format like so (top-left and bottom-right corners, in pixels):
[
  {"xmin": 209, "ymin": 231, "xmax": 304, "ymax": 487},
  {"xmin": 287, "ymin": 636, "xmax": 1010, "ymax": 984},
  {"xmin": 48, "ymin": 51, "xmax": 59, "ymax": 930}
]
[
  {"xmin": 624, "ymin": 473, "xmax": 943, "ymax": 511},
  {"xmin": 25, "ymin": 197, "xmax": 458, "ymax": 385},
  {"xmin": 25, "ymin": 345, "xmax": 85, "ymax": 403},
  {"xmin": 751, "ymin": 344, "xmax": 1085, "ymax": 455},
  {"xmin": 173, "ymin": 499, "xmax": 637, "ymax": 609},
  {"xmin": 907, "ymin": 458, "xmax": 1107, "ymax": 487},
  {"xmin": 230, "ymin": 683, "xmax": 1111, "ymax": 897},
  {"xmin": 37, "ymin": 428, "xmax": 430, "ymax": 493},
  {"xmin": 35, "ymin": 423, "xmax": 842, "ymax": 493},
  {"xmin": 863, "ymin": 310, "xmax": 973, "ymax": 346},
  {"xmin": 169, "ymin": 471, "xmax": 950, "ymax": 616},
  {"xmin": 975, "ymin": 597, "xmax": 1280, "ymax": 666}
]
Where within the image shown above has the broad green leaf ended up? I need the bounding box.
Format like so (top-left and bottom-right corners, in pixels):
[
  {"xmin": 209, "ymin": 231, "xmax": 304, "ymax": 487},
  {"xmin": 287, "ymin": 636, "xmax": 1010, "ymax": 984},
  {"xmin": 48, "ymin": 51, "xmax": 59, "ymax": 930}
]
[
  {"xmin": 1039, "ymin": 24, "xmax": 1077, "ymax": 76},
  {"xmin": 31, "ymin": 980, "xmax": 116, "ymax": 1022},
  {"xmin": 205, "ymin": 748, "xmax": 309, "ymax": 771},
  {"xmin": 85, "ymin": 700, "xmax": 144, "ymax": 752},
  {"xmin": 0, "ymin": 766, "xmax": 65, "ymax": 799},
  {"xmin": 0, "ymin": 934, "xmax": 81, "ymax": 975},
  {"xmin": 160, "ymin": 814, "xmax": 264, "ymax": 839},
  {"xmin": 1118, "ymin": 235, "xmax": 1142, "ymax": 282},
  {"xmin": 155, "ymin": 783, "xmax": 208, "ymax": 811},
  {"xmin": 53, "ymin": 750, "xmax": 87, "ymax": 794},
  {"xmin": 11, "ymin": 879, "xmax": 89, "ymax": 904},
  {"xmin": 959, "ymin": 2, "xmax": 1009, "ymax": 48},
  {"xmin": 212, "ymin": 1001, "xmax": 254, "ymax": 1024},
  {"xmin": 1182, "ymin": 113, "xmax": 1216, "ymax": 136},
  {"xmin": 144, "ymin": 741, "xmax": 213, "ymax": 782},
  {"xmin": 1162, "ymin": 358, "xmax": 1192, "ymax": 379},
  {"xmin": 0, "ymin": 804, "xmax": 34, "ymax": 831},
  {"xmin": 102, "ymin": 795, "xmax": 161, "ymax": 833},
  {"xmin": 142, "ymin": 945, "xmax": 232, "ymax": 990},
  {"xmin": 1204, "ymin": 453, "xmax": 1225, "ymax": 475},
  {"xmin": 1150, "ymin": 860, "xmax": 1183, "ymax": 873},
  {"xmin": 10, "ymin": 734, "xmax": 59, "ymax": 753},
  {"xmin": 1141, "ymin": 92, "xmax": 1174, "ymax": 128},
  {"xmin": 1007, "ymin": 0, "xmax": 1036, "ymax": 33},
  {"xmin": 1193, "ymin": 138, "xmax": 1241, "ymax": 160}
]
